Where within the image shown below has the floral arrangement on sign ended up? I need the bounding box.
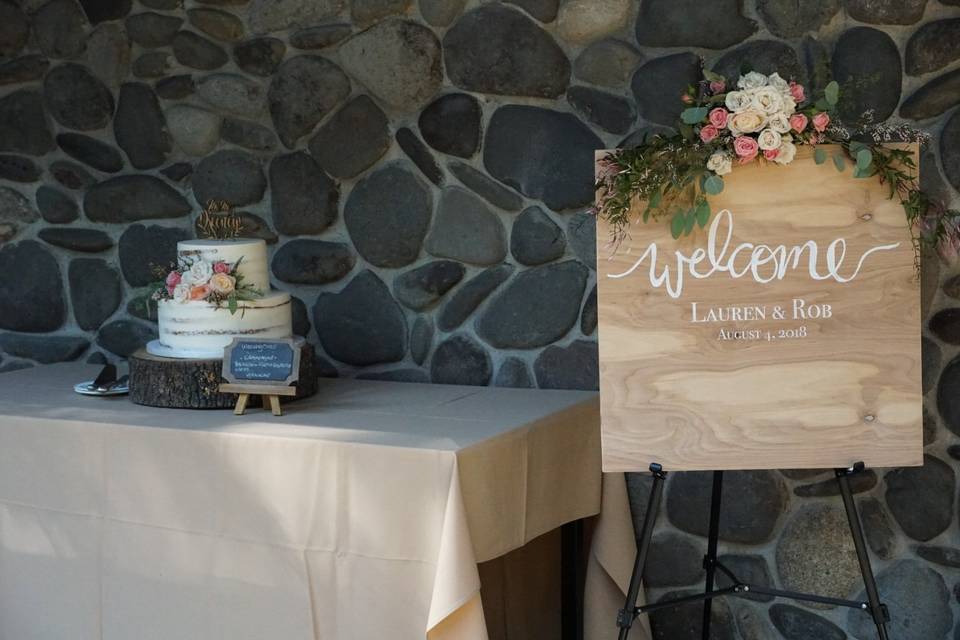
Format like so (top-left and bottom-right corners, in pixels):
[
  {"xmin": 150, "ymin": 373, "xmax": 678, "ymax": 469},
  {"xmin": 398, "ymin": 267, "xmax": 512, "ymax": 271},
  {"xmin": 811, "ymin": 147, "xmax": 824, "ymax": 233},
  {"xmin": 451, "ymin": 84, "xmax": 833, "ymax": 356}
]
[{"xmin": 594, "ymin": 67, "xmax": 960, "ymax": 266}]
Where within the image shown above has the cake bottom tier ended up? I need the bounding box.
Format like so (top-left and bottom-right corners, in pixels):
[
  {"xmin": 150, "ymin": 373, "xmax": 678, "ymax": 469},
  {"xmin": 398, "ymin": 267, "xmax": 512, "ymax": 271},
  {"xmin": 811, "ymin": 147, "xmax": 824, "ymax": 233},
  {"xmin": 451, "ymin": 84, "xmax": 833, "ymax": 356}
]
[{"xmin": 156, "ymin": 292, "xmax": 292, "ymax": 359}]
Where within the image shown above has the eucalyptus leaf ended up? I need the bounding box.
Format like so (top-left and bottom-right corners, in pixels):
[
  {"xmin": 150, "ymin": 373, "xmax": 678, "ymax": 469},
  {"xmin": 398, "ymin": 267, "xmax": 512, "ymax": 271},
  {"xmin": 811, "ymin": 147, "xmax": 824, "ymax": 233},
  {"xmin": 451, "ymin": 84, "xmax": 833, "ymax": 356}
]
[
  {"xmin": 684, "ymin": 208, "xmax": 697, "ymax": 234},
  {"xmin": 681, "ymin": 107, "xmax": 709, "ymax": 124},
  {"xmin": 814, "ymin": 98, "xmax": 831, "ymax": 111},
  {"xmin": 856, "ymin": 148, "xmax": 872, "ymax": 171},
  {"xmin": 833, "ymin": 153, "xmax": 845, "ymax": 172},
  {"xmin": 702, "ymin": 69, "xmax": 725, "ymax": 83},
  {"xmin": 824, "ymin": 81, "xmax": 839, "ymax": 106},
  {"xmin": 703, "ymin": 174, "xmax": 724, "ymax": 195},
  {"xmin": 696, "ymin": 200, "xmax": 710, "ymax": 228},
  {"xmin": 814, "ymin": 148, "xmax": 827, "ymax": 164},
  {"xmin": 649, "ymin": 189, "xmax": 662, "ymax": 208},
  {"xmin": 228, "ymin": 295, "xmax": 238, "ymax": 315},
  {"xmin": 670, "ymin": 212, "xmax": 684, "ymax": 239}
]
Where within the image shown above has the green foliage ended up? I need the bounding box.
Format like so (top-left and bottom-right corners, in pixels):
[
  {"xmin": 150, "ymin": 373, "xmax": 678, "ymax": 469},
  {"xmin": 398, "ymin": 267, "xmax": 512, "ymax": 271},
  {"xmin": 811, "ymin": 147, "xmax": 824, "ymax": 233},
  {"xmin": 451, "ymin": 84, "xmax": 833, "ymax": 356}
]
[
  {"xmin": 824, "ymin": 81, "xmax": 839, "ymax": 107},
  {"xmin": 681, "ymin": 107, "xmax": 709, "ymax": 124},
  {"xmin": 703, "ymin": 175, "xmax": 724, "ymax": 195},
  {"xmin": 814, "ymin": 148, "xmax": 828, "ymax": 165}
]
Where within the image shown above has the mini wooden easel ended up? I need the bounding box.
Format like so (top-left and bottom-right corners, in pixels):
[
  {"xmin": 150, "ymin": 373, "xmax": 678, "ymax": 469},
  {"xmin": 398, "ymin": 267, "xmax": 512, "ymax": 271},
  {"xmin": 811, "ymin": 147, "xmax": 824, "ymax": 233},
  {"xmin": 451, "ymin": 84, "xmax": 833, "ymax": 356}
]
[{"xmin": 219, "ymin": 383, "xmax": 296, "ymax": 416}]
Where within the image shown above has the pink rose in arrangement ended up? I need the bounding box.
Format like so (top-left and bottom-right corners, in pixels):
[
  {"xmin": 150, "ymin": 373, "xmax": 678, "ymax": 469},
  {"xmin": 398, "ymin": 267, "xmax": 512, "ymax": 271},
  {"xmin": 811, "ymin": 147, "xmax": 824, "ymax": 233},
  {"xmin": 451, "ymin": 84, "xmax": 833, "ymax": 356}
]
[
  {"xmin": 733, "ymin": 135, "xmax": 759, "ymax": 162},
  {"xmin": 699, "ymin": 125, "xmax": 719, "ymax": 143},
  {"xmin": 708, "ymin": 107, "xmax": 728, "ymax": 128},
  {"xmin": 789, "ymin": 81, "xmax": 805, "ymax": 103},
  {"xmin": 681, "ymin": 94, "xmax": 693, "ymax": 104},
  {"xmin": 213, "ymin": 261, "xmax": 230, "ymax": 274},
  {"xmin": 789, "ymin": 113, "xmax": 808, "ymax": 133},
  {"xmin": 709, "ymin": 80, "xmax": 725, "ymax": 94},
  {"xmin": 812, "ymin": 112, "xmax": 830, "ymax": 133},
  {"xmin": 763, "ymin": 148, "xmax": 779, "ymax": 160},
  {"xmin": 165, "ymin": 270, "xmax": 181, "ymax": 287},
  {"xmin": 189, "ymin": 284, "xmax": 211, "ymax": 301}
]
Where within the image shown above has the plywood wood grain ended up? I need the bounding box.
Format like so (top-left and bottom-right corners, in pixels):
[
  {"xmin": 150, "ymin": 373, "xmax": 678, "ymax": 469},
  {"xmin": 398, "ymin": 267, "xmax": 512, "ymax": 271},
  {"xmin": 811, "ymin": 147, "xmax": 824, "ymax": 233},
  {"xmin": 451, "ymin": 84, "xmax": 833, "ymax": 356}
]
[{"xmin": 595, "ymin": 145, "xmax": 922, "ymax": 471}]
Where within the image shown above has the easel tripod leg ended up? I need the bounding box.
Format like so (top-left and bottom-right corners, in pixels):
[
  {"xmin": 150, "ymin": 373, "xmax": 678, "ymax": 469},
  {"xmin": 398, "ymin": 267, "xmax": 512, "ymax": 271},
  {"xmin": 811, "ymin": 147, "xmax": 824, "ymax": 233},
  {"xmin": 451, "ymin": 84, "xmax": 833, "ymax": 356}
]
[
  {"xmin": 701, "ymin": 470, "xmax": 724, "ymax": 640},
  {"xmin": 617, "ymin": 463, "xmax": 667, "ymax": 640},
  {"xmin": 836, "ymin": 464, "xmax": 890, "ymax": 640}
]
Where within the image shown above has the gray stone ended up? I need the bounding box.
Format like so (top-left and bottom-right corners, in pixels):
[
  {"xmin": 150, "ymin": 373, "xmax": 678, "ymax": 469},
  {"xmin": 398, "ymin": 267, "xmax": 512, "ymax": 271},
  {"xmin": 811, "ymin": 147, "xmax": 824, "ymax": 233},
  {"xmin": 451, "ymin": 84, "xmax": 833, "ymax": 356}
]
[
  {"xmin": 43, "ymin": 64, "xmax": 115, "ymax": 131},
  {"xmin": 188, "ymin": 8, "xmax": 244, "ymax": 41},
  {"xmin": 832, "ymin": 27, "xmax": 902, "ymax": 124},
  {"xmin": 85, "ymin": 175, "xmax": 190, "ymax": 223},
  {"xmin": 86, "ymin": 351, "xmax": 108, "ymax": 364},
  {"xmin": 419, "ymin": 93, "xmax": 481, "ymax": 159},
  {"xmin": 96, "ymin": 320, "xmax": 157, "ymax": 357},
  {"xmin": 345, "ymin": 163, "xmax": 432, "ymax": 268},
  {"xmin": 631, "ymin": 53, "xmax": 701, "ymax": 126},
  {"xmin": 271, "ymin": 239, "xmax": 354, "ymax": 284},
  {"xmin": 0, "ymin": 333, "xmax": 88, "ymax": 364},
  {"xmin": 118, "ymin": 224, "xmax": 190, "ymax": 286},
  {"xmin": 448, "ymin": 162, "xmax": 524, "ymax": 212},
  {"xmin": 114, "ymin": 83, "xmax": 170, "ymax": 169},
  {"xmin": 269, "ymin": 55, "xmax": 350, "ymax": 148},
  {"xmin": 581, "ymin": 286, "xmax": 597, "ymax": 335},
  {"xmin": 0, "ymin": 187, "xmax": 37, "ymax": 241},
  {"xmin": 426, "ymin": 187, "xmax": 506, "ymax": 265},
  {"xmin": 511, "ymin": 206, "xmax": 565, "ymax": 265},
  {"xmin": 794, "ymin": 469, "xmax": 876, "ymax": 497},
  {"xmin": 78, "ymin": 0, "xmax": 131, "ymax": 23},
  {"xmin": 290, "ymin": 296, "xmax": 309, "ymax": 337},
  {"xmin": 567, "ymin": 211, "xmax": 596, "ymax": 270},
  {"xmin": 396, "ymin": 128, "xmax": 443, "ymax": 185},
  {"xmin": 670, "ymin": 471, "xmax": 787, "ymax": 544},
  {"xmin": 57, "ymin": 133, "xmax": 124, "ymax": 173},
  {"xmin": 193, "ymin": 149, "xmax": 266, "ymax": 206},
  {"xmin": 769, "ymin": 604, "xmax": 845, "ymax": 640},
  {"xmin": 0, "ymin": 241, "xmax": 66, "ymax": 333},
  {"xmin": 901, "ymin": 69, "xmax": 960, "ymax": 121},
  {"xmin": 38, "ymin": 228, "xmax": 112, "ymax": 253},
  {"xmin": 713, "ymin": 40, "xmax": 805, "ymax": 87},
  {"xmin": 924, "ymin": 406, "xmax": 938, "ymax": 446},
  {"xmin": 69, "ymin": 258, "xmax": 121, "ymax": 330},
  {"xmin": 650, "ymin": 590, "xmax": 736, "ymax": 640},
  {"xmin": 942, "ymin": 110, "xmax": 960, "ymax": 192},
  {"xmin": 844, "ymin": 0, "xmax": 926, "ymax": 25},
  {"xmin": 930, "ymin": 309, "xmax": 960, "ymax": 344},
  {"xmin": 534, "ymin": 340, "xmax": 598, "ymax": 390},
  {"xmin": 154, "ymin": 75, "xmax": 195, "ymax": 100},
  {"xmin": 847, "ymin": 561, "xmax": 951, "ymax": 640},
  {"xmin": 33, "ymin": 0, "xmax": 87, "ymax": 59},
  {"xmin": 444, "ymin": 5, "xmax": 569, "ymax": 99},
  {"xmin": 289, "ymin": 24, "xmax": 351, "ymax": 49},
  {"xmin": 858, "ymin": 497, "xmax": 897, "ymax": 560},
  {"xmin": 314, "ymin": 270, "xmax": 407, "ymax": 366},
  {"xmin": 197, "ymin": 73, "xmax": 266, "ymax": 116},
  {"xmin": 777, "ymin": 503, "xmax": 861, "ymax": 605},
  {"xmin": 410, "ymin": 317, "xmax": 432, "ymax": 365},
  {"xmin": 233, "ymin": 37, "xmax": 284, "ymax": 75},
  {"xmin": 556, "ymin": 0, "xmax": 629, "ymax": 44},
  {"xmin": 352, "ymin": 0, "xmax": 409, "ymax": 26},
  {"xmin": 0, "ymin": 2, "xmax": 28, "ymax": 57},
  {"xmin": 84, "ymin": 23, "xmax": 129, "ymax": 88},
  {"xmin": 50, "ymin": 160, "xmax": 95, "ymax": 190},
  {"xmin": 732, "ymin": 603, "xmax": 777, "ymax": 640},
  {"xmin": 477, "ymin": 261, "xmax": 588, "ymax": 349},
  {"xmin": 0, "ymin": 155, "xmax": 39, "ymax": 182},
  {"xmin": 715, "ymin": 555, "xmax": 774, "ymax": 602},
  {"xmin": 0, "ymin": 90, "xmax": 54, "ymax": 155},
  {"xmin": 270, "ymin": 152, "xmax": 338, "ymax": 235},
  {"xmin": 757, "ymin": 0, "xmax": 840, "ymax": 38},
  {"xmin": 420, "ymin": 0, "xmax": 466, "ymax": 26},
  {"xmin": 642, "ymin": 532, "xmax": 704, "ymax": 588},
  {"xmin": 484, "ymin": 105, "xmax": 602, "ymax": 211},
  {"xmin": 166, "ymin": 105, "xmax": 221, "ymax": 156},
  {"xmin": 945, "ymin": 274, "xmax": 960, "ymax": 300},
  {"xmin": 884, "ymin": 454, "xmax": 954, "ymax": 541},
  {"xmin": 0, "ymin": 361, "xmax": 33, "ymax": 374},
  {"xmin": 247, "ymin": 0, "xmax": 344, "ymax": 33},
  {"xmin": 802, "ymin": 35, "xmax": 831, "ymax": 96},
  {"xmin": 125, "ymin": 11, "xmax": 182, "ymax": 47},
  {"xmin": 566, "ymin": 86, "xmax": 635, "ymax": 134},
  {"xmin": 393, "ymin": 261, "xmax": 465, "ymax": 311},
  {"xmin": 357, "ymin": 368, "xmax": 429, "ymax": 383},
  {"xmin": 0, "ymin": 55, "xmax": 50, "ymax": 86},
  {"xmin": 160, "ymin": 162, "xmax": 192, "ymax": 182},
  {"xmin": 905, "ymin": 18, "xmax": 960, "ymax": 76},
  {"xmin": 635, "ymin": 0, "xmax": 757, "ymax": 49},
  {"xmin": 573, "ymin": 39, "xmax": 641, "ymax": 88},
  {"xmin": 939, "ymin": 356, "xmax": 960, "ymax": 436},
  {"xmin": 132, "ymin": 51, "xmax": 172, "ymax": 78},
  {"xmin": 916, "ymin": 545, "xmax": 960, "ymax": 569},
  {"xmin": 194, "ymin": 210, "xmax": 277, "ymax": 244},
  {"xmin": 339, "ymin": 19, "xmax": 441, "ymax": 112},
  {"xmin": 437, "ymin": 264, "xmax": 514, "ymax": 331},
  {"xmin": 505, "ymin": 0, "xmax": 557, "ymax": 22},
  {"xmin": 36, "ymin": 187, "xmax": 78, "ymax": 223},
  {"xmin": 309, "ymin": 94, "xmax": 390, "ymax": 179},
  {"xmin": 173, "ymin": 30, "xmax": 228, "ymax": 69},
  {"xmin": 494, "ymin": 357, "xmax": 533, "ymax": 388},
  {"xmin": 431, "ymin": 335, "xmax": 491, "ymax": 386},
  {"xmin": 220, "ymin": 117, "xmax": 276, "ymax": 151}
]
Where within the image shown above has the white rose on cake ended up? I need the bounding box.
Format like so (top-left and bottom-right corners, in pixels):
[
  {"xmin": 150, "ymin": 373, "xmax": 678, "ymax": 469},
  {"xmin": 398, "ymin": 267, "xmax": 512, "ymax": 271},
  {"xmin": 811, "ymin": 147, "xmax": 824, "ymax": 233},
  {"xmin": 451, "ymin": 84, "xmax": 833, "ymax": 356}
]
[
  {"xmin": 183, "ymin": 260, "xmax": 213, "ymax": 286},
  {"xmin": 172, "ymin": 283, "xmax": 191, "ymax": 303},
  {"xmin": 706, "ymin": 152, "xmax": 733, "ymax": 176},
  {"xmin": 757, "ymin": 129, "xmax": 783, "ymax": 151},
  {"xmin": 737, "ymin": 71, "xmax": 768, "ymax": 90}
]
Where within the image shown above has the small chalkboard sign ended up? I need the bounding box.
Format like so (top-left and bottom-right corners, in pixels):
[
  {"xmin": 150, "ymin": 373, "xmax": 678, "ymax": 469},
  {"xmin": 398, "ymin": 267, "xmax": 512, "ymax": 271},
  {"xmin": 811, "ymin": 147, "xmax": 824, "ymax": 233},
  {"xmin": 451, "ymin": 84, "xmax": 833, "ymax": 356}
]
[{"xmin": 220, "ymin": 338, "xmax": 300, "ymax": 416}]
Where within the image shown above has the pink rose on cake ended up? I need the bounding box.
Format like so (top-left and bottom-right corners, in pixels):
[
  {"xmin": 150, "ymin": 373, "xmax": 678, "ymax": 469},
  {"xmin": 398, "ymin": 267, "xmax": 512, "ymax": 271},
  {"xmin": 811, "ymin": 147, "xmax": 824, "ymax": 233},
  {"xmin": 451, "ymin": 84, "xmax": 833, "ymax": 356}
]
[
  {"xmin": 165, "ymin": 270, "xmax": 181, "ymax": 295},
  {"xmin": 209, "ymin": 273, "xmax": 236, "ymax": 295},
  {"xmin": 189, "ymin": 284, "xmax": 211, "ymax": 301},
  {"xmin": 213, "ymin": 261, "xmax": 230, "ymax": 274}
]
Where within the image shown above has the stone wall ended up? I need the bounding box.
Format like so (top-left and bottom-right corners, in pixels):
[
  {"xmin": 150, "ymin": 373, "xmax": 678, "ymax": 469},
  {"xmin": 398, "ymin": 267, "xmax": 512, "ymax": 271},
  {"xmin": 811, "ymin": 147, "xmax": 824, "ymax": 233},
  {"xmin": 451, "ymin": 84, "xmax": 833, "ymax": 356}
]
[{"xmin": 1, "ymin": 0, "xmax": 959, "ymax": 638}]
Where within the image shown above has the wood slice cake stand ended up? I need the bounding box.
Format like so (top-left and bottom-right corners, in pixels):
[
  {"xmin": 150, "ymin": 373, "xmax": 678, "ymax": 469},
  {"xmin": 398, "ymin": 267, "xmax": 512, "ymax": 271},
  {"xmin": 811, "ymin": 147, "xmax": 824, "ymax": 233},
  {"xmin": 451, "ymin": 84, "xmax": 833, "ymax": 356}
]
[{"xmin": 129, "ymin": 342, "xmax": 318, "ymax": 409}]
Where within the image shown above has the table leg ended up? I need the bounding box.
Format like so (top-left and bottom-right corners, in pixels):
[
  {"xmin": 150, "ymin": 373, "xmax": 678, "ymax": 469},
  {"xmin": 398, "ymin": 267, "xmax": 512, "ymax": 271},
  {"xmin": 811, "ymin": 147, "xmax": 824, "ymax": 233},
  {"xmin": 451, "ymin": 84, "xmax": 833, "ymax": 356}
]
[{"xmin": 561, "ymin": 519, "xmax": 584, "ymax": 640}]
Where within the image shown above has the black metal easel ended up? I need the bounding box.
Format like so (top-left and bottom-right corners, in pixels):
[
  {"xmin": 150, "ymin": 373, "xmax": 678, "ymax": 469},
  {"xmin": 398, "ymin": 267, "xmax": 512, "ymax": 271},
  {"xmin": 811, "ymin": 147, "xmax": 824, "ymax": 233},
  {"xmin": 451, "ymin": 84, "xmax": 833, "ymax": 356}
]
[{"xmin": 616, "ymin": 462, "xmax": 891, "ymax": 640}]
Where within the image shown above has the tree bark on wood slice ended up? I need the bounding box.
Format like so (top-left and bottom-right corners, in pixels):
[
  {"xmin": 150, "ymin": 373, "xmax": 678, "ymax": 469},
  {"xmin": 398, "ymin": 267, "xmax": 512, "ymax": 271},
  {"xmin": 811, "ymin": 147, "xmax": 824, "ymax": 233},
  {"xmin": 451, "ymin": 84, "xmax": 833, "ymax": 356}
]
[{"xmin": 129, "ymin": 343, "xmax": 319, "ymax": 409}]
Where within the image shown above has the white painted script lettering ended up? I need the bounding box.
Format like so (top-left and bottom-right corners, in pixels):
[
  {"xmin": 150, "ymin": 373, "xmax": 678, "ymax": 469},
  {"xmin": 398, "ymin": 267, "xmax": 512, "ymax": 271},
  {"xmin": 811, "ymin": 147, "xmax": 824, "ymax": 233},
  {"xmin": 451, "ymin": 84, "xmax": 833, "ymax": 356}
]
[{"xmin": 607, "ymin": 209, "xmax": 900, "ymax": 299}]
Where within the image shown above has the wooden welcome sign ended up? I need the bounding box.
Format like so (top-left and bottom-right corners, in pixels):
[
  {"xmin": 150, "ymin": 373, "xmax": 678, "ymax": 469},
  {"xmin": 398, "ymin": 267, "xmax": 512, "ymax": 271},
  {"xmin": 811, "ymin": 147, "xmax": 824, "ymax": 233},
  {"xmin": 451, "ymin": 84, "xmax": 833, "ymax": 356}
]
[{"xmin": 596, "ymin": 145, "xmax": 922, "ymax": 472}]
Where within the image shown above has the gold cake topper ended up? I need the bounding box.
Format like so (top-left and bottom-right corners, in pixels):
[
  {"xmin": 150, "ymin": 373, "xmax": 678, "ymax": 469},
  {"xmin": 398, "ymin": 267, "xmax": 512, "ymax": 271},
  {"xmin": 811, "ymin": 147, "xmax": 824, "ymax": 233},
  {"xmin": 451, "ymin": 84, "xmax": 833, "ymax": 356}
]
[{"xmin": 196, "ymin": 200, "xmax": 243, "ymax": 240}]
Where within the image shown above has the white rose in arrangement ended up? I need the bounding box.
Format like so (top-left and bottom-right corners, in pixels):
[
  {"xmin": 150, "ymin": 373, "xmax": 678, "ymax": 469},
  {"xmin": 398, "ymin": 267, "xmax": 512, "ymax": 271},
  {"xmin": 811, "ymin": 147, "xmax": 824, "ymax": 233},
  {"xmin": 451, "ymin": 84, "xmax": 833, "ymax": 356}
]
[
  {"xmin": 706, "ymin": 152, "xmax": 733, "ymax": 176},
  {"xmin": 766, "ymin": 112, "xmax": 792, "ymax": 134},
  {"xmin": 187, "ymin": 260, "xmax": 213, "ymax": 286},
  {"xmin": 208, "ymin": 272, "xmax": 236, "ymax": 295},
  {"xmin": 767, "ymin": 72, "xmax": 789, "ymax": 94},
  {"xmin": 751, "ymin": 87, "xmax": 785, "ymax": 115},
  {"xmin": 780, "ymin": 95, "xmax": 797, "ymax": 114},
  {"xmin": 172, "ymin": 283, "xmax": 191, "ymax": 303},
  {"xmin": 737, "ymin": 71, "xmax": 769, "ymax": 90},
  {"xmin": 773, "ymin": 139, "xmax": 798, "ymax": 165},
  {"xmin": 724, "ymin": 90, "xmax": 753, "ymax": 113},
  {"xmin": 757, "ymin": 129, "xmax": 783, "ymax": 151},
  {"xmin": 727, "ymin": 109, "xmax": 767, "ymax": 135}
]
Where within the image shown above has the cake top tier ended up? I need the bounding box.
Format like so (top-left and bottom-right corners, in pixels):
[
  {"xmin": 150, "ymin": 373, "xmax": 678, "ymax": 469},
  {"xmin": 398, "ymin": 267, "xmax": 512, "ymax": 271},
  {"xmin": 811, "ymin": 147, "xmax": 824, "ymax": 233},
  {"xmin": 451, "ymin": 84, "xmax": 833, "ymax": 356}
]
[{"xmin": 177, "ymin": 238, "xmax": 270, "ymax": 294}]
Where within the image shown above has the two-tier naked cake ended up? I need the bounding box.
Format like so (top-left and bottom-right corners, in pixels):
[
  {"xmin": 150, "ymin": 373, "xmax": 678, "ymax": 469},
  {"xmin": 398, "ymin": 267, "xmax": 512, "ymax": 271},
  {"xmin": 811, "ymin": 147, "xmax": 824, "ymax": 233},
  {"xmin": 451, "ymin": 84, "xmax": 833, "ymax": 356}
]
[{"xmin": 146, "ymin": 238, "xmax": 292, "ymax": 359}]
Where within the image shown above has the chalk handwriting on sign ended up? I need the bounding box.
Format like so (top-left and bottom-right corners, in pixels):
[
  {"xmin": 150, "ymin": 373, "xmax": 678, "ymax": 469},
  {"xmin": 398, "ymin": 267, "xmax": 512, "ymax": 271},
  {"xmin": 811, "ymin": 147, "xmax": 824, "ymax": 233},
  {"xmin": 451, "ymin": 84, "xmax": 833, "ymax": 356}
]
[
  {"xmin": 606, "ymin": 209, "xmax": 901, "ymax": 299},
  {"xmin": 226, "ymin": 340, "xmax": 297, "ymax": 384}
]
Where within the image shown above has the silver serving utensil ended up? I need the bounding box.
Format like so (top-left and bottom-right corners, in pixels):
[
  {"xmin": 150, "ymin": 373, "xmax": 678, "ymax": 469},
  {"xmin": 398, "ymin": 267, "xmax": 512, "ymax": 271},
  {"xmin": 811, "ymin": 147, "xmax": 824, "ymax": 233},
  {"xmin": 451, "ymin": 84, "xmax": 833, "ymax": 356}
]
[{"xmin": 88, "ymin": 364, "xmax": 117, "ymax": 392}]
